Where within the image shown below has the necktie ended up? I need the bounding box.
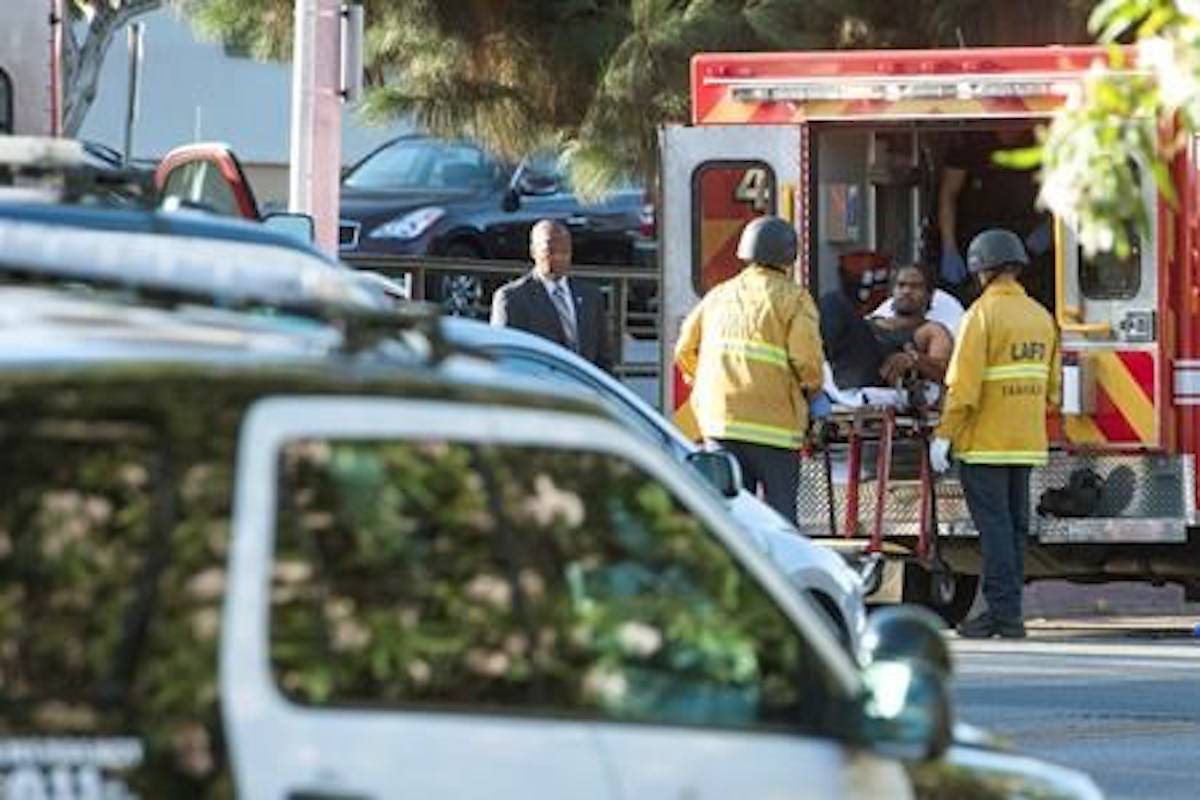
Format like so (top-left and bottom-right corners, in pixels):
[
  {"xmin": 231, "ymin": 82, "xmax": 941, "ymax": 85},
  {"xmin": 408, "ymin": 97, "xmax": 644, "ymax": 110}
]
[{"xmin": 550, "ymin": 283, "xmax": 579, "ymax": 351}]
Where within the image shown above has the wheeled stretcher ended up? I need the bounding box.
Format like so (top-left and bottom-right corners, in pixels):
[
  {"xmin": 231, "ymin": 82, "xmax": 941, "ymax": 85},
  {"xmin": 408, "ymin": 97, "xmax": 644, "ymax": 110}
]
[{"xmin": 812, "ymin": 401, "xmax": 956, "ymax": 597}]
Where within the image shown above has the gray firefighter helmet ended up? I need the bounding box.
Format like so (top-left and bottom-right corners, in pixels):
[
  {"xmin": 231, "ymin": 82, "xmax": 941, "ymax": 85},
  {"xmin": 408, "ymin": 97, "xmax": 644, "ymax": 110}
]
[
  {"xmin": 736, "ymin": 215, "xmax": 797, "ymax": 268},
  {"xmin": 967, "ymin": 228, "xmax": 1029, "ymax": 274}
]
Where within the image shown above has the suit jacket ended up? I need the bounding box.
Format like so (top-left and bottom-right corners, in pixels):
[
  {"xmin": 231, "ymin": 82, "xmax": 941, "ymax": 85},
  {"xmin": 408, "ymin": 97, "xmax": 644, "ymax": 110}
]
[{"xmin": 490, "ymin": 270, "xmax": 612, "ymax": 371}]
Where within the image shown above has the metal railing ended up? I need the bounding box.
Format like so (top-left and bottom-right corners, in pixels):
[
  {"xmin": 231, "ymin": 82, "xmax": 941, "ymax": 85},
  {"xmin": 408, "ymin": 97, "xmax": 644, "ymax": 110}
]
[{"xmin": 342, "ymin": 252, "xmax": 661, "ymax": 388}]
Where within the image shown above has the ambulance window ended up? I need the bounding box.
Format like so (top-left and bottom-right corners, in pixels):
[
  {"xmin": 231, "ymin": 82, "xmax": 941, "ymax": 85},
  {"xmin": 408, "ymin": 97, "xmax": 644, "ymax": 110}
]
[
  {"xmin": 271, "ymin": 439, "xmax": 836, "ymax": 732},
  {"xmin": 1080, "ymin": 236, "xmax": 1140, "ymax": 300},
  {"xmin": 691, "ymin": 162, "xmax": 776, "ymax": 294}
]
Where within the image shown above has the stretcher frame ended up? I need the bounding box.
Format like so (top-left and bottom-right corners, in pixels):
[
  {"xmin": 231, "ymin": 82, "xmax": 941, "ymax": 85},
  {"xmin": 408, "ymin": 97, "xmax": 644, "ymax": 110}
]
[{"xmin": 815, "ymin": 403, "xmax": 953, "ymax": 588}]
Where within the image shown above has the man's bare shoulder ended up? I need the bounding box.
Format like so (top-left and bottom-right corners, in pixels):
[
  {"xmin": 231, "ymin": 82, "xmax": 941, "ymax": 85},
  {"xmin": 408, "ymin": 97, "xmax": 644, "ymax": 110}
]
[{"xmin": 916, "ymin": 319, "xmax": 953, "ymax": 340}]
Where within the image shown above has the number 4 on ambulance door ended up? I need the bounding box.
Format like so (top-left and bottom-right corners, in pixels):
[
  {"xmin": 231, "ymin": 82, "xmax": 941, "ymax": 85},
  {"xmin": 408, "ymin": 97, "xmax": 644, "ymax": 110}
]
[{"xmin": 734, "ymin": 168, "xmax": 771, "ymax": 213}]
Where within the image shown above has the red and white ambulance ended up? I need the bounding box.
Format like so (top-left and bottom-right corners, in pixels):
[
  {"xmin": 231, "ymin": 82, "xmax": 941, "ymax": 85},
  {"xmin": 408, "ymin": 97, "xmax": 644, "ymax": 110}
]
[{"xmin": 660, "ymin": 46, "xmax": 1200, "ymax": 619}]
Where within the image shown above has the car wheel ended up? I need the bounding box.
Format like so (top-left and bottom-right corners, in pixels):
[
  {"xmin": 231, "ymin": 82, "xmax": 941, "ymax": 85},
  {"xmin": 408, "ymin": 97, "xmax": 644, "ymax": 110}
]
[
  {"xmin": 902, "ymin": 565, "xmax": 979, "ymax": 628},
  {"xmin": 434, "ymin": 241, "xmax": 485, "ymax": 317}
]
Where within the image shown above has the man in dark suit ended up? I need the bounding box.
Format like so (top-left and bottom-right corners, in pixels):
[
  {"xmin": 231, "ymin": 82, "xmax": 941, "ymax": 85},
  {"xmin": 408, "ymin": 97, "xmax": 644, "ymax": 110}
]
[{"xmin": 490, "ymin": 219, "xmax": 613, "ymax": 371}]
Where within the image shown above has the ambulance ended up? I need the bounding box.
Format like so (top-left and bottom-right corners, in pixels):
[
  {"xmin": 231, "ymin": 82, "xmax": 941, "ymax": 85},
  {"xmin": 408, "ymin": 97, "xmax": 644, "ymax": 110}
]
[{"xmin": 660, "ymin": 46, "xmax": 1200, "ymax": 621}]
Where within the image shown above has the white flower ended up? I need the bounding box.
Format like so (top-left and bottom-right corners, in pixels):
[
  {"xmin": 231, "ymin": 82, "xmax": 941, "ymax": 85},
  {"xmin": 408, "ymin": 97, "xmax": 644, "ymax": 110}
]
[
  {"xmin": 523, "ymin": 475, "xmax": 585, "ymax": 527},
  {"xmin": 616, "ymin": 621, "xmax": 663, "ymax": 657},
  {"xmin": 324, "ymin": 597, "xmax": 355, "ymax": 621},
  {"xmin": 119, "ymin": 463, "xmax": 149, "ymax": 488},
  {"xmin": 1138, "ymin": 36, "xmax": 1174, "ymax": 74},
  {"xmin": 332, "ymin": 619, "xmax": 370, "ymax": 652},
  {"xmin": 407, "ymin": 659, "xmax": 432, "ymax": 686},
  {"xmin": 466, "ymin": 648, "xmax": 510, "ymax": 676},
  {"xmin": 273, "ymin": 560, "xmax": 313, "ymax": 584},
  {"xmin": 190, "ymin": 608, "xmax": 220, "ymax": 642},
  {"xmin": 518, "ymin": 569, "xmax": 545, "ymax": 599},
  {"xmin": 187, "ymin": 568, "xmax": 226, "ymax": 600},
  {"xmin": 465, "ymin": 574, "xmax": 512, "ymax": 610},
  {"xmin": 583, "ymin": 666, "xmax": 628, "ymax": 705},
  {"xmin": 83, "ymin": 496, "xmax": 112, "ymax": 524}
]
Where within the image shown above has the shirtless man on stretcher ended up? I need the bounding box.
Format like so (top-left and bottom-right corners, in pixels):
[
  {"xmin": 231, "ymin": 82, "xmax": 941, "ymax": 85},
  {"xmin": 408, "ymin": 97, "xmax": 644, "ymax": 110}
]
[{"xmin": 820, "ymin": 262, "xmax": 955, "ymax": 407}]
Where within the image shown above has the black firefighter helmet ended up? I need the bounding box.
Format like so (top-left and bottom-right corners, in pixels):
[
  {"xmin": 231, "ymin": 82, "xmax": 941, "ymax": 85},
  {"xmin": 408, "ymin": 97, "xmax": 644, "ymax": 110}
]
[
  {"xmin": 967, "ymin": 228, "xmax": 1030, "ymax": 274},
  {"xmin": 736, "ymin": 215, "xmax": 797, "ymax": 269}
]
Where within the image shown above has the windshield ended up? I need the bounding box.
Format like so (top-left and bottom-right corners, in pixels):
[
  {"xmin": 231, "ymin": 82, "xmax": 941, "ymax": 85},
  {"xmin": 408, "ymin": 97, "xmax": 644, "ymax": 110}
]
[{"xmin": 343, "ymin": 139, "xmax": 505, "ymax": 192}]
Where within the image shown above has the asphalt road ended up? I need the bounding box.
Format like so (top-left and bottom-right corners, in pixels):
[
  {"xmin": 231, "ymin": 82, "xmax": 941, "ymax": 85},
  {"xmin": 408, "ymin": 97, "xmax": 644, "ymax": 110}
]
[{"xmin": 953, "ymin": 625, "xmax": 1200, "ymax": 800}]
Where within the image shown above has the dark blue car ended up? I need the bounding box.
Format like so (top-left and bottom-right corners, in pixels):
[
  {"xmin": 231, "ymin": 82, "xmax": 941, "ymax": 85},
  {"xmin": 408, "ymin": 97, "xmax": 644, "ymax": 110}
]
[{"xmin": 338, "ymin": 136, "xmax": 648, "ymax": 313}]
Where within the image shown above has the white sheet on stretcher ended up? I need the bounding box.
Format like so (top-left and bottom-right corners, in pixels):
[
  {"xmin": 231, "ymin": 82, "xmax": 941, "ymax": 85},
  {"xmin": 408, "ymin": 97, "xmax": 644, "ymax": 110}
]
[{"xmin": 820, "ymin": 363, "xmax": 941, "ymax": 409}]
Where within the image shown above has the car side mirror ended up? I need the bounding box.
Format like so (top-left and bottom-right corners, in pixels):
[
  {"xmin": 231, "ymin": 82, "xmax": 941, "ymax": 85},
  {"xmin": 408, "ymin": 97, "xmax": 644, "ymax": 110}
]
[
  {"xmin": 859, "ymin": 604, "xmax": 952, "ymax": 677},
  {"xmin": 262, "ymin": 211, "xmax": 316, "ymax": 243},
  {"xmin": 856, "ymin": 659, "xmax": 953, "ymax": 761},
  {"xmin": 518, "ymin": 172, "xmax": 559, "ymax": 196},
  {"xmin": 501, "ymin": 188, "xmax": 520, "ymax": 213},
  {"xmin": 685, "ymin": 449, "xmax": 742, "ymax": 498}
]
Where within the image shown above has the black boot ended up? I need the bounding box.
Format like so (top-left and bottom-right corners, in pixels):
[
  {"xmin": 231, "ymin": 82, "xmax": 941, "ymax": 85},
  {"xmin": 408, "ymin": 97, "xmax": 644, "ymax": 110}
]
[
  {"xmin": 955, "ymin": 614, "xmax": 996, "ymax": 639},
  {"xmin": 994, "ymin": 618, "xmax": 1027, "ymax": 639}
]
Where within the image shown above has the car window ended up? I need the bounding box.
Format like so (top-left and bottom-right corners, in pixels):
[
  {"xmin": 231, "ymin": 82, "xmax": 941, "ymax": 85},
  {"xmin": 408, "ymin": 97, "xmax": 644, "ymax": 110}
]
[
  {"xmin": 160, "ymin": 162, "xmax": 200, "ymax": 204},
  {"xmin": 520, "ymin": 152, "xmax": 640, "ymax": 197},
  {"xmin": 271, "ymin": 439, "xmax": 838, "ymax": 732},
  {"xmin": 496, "ymin": 350, "xmax": 672, "ymax": 450},
  {"xmin": 344, "ymin": 140, "xmax": 502, "ymax": 191},
  {"xmin": 161, "ymin": 160, "xmax": 242, "ymax": 217},
  {"xmin": 0, "ymin": 406, "xmax": 235, "ymax": 796}
]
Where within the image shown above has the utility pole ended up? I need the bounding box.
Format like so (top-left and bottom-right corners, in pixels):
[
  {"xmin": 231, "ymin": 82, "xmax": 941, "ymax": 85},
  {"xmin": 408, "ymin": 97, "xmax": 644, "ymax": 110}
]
[
  {"xmin": 289, "ymin": 0, "xmax": 343, "ymax": 254},
  {"xmin": 49, "ymin": 0, "xmax": 65, "ymax": 136},
  {"xmin": 123, "ymin": 23, "xmax": 145, "ymax": 166}
]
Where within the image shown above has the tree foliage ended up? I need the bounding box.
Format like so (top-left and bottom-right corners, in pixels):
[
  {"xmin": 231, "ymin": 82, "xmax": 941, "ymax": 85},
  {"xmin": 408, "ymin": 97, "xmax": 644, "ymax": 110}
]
[
  {"xmin": 63, "ymin": 1, "xmax": 166, "ymax": 136},
  {"xmin": 1038, "ymin": 0, "xmax": 1200, "ymax": 255},
  {"xmin": 183, "ymin": 0, "xmax": 1091, "ymax": 195}
]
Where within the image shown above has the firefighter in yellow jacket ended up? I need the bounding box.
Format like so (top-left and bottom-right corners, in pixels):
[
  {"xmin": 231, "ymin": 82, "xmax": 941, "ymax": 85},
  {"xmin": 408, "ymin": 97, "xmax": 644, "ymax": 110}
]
[
  {"xmin": 931, "ymin": 228, "xmax": 1061, "ymax": 639},
  {"xmin": 675, "ymin": 216, "xmax": 823, "ymax": 521}
]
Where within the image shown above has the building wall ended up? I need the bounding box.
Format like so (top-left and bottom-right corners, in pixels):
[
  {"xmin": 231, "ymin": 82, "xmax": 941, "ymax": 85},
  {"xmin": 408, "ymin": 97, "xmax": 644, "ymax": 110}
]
[
  {"xmin": 77, "ymin": 7, "xmax": 408, "ymax": 172},
  {"xmin": 1, "ymin": 0, "xmax": 53, "ymax": 135},
  {"xmin": 242, "ymin": 162, "xmax": 291, "ymax": 210}
]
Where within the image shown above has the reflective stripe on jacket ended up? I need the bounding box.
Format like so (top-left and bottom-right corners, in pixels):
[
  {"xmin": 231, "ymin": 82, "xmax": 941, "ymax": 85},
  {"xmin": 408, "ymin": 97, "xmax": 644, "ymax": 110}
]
[
  {"xmin": 936, "ymin": 275, "xmax": 1060, "ymax": 465},
  {"xmin": 675, "ymin": 265, "xmax": 823, "ymax": 449}
]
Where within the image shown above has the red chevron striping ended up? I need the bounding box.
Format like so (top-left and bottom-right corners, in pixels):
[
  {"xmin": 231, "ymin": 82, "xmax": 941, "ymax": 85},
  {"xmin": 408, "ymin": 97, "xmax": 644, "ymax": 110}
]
[
  {"xmin": 1093, "ymin": 384, "xmax": 1140, "ymax": 442},
  {"xmin": 1116, "ymin": 351, "xmax": 1155, "ymax": 400},
  {"xmin": 748, "ymin": 102, "xmax": 786, "ymax": 123}
]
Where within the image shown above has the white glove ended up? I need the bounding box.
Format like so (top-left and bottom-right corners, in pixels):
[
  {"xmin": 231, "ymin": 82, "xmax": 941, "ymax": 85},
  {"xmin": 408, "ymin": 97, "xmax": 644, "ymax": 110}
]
[{"xmin": 930, "ymin": 437, "xmax": 952, "ymax": 474}]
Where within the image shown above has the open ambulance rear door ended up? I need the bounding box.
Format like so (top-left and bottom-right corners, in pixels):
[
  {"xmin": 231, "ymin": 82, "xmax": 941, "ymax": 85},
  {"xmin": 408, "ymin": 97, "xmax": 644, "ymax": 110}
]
[{"xmin": 660, "ymin": 124, "xmax": 804, "ymax": 437}]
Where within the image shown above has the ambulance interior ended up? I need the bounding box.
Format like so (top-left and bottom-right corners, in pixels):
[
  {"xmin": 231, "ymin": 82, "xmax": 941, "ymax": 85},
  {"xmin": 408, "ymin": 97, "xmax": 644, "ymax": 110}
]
[{"xmin": 807, "ymin": 123, "xmax": 1148, "ymax": 323}]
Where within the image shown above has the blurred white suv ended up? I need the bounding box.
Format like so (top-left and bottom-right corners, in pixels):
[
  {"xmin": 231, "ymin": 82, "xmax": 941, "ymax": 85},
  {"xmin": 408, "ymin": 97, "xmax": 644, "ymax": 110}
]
[{"xmin": 443, "ymin": 317, "xmax": 867, "ymax": 649}]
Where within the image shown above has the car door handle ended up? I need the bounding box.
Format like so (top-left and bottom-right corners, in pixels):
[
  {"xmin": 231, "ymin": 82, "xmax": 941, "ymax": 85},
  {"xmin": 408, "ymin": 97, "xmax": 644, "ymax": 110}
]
[{"xmin": 565, "ymin": 214, "xmax": 589, "ymax": 227}]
